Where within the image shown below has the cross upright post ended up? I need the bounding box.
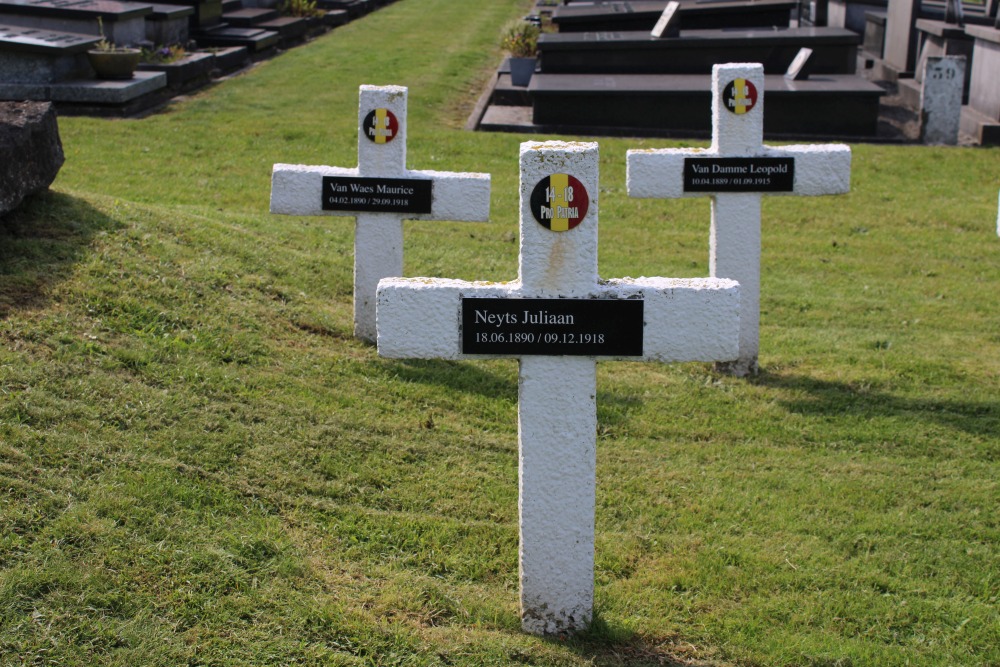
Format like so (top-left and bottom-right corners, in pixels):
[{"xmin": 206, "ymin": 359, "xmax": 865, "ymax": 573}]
[
  {"xmin": 376, "ymin": 141, "xmax": 741, "ymax": 635},
  {"xmin": 269, "ymin": 85, "xmax": 491, "ymax": 342},
  {"xmin": 627, "ymin": 63, "xmax": 852, "ymax": 376}
]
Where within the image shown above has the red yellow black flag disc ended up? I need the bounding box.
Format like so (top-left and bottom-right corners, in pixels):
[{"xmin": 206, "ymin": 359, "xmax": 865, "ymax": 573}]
[
  {"xmin": 529, "ymin": 174, "xmax": 589, "ymax": 232},
  {"xmin": 722, "ymin": 78, "xmax": 758, "ymax": 115},
  {"xmin": 363, "ymin": 108, "xmax": 399, "ymax": 144}
]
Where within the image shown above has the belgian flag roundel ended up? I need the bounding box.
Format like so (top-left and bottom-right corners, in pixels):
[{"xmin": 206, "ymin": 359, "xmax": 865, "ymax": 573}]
[
  {"xmin": 722, "ymin": 78, "xmax": 758, "ymax": 115},
  {"xmin": 529, "ymin": 174, "xmax": 589, "ymax": 232},
  {"xmin": 363, "ymin": 108, "xmax": 399, "ymax": 144}
]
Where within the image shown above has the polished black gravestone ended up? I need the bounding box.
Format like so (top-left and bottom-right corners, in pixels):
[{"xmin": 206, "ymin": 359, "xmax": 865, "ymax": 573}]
[
  {"xmin": 552, "ymin": 0, "xmax": 795, "ymax": 32},
  {"xmin": 171, "ymin": 0, "xmax": 278, "ymax": 54},
  {"xmin": 218, "ymin": 3, "xmax": 306, "ymax": 48},
  {"xmin": 528, "ymin": 72, "xmax": 884, "ymax": 137},
  {"xmin": 222, "ymin": 5, "xmax": 277, "ymax": 26},
  {"xmin": 145, "ymin": 3, "xmax": 193, "ymax": 45},
  {"xmin": 314, "ymin": 0, "xmax": 368, "ymax": 18},
  {"xmin": 160, "ymin": 0, "xmax": 223, "ymax": 31},
  {"xmin": 194, "ymin": 24, "xmax": 279, "ymax": 52},
  {"xmin": 538, "ymin": 26, "xmax": 861, "ymax": 74}
]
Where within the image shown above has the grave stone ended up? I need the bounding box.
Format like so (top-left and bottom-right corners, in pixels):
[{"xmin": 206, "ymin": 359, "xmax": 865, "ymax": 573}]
[
  {"xmin": 959, "ymin": 23, "xmax": 1000, "ymax": 144},
  {"xmin": 270, "ymin": 85, "xmax": 491, "ymax": 342},
  {"xmin": 537, "ymin": 26, "xmax": 861, "ymax": 75},
  {"xmin": 136, "ymin": 48, "xmax": 215, "ymax": 91},
  {"xmin": 879, "ymin": 0, "xmax": 920, "ymax": 78},
  {"xmin": 195, "ymin": 25, "xmax": 279, "ymax": 53},
  {"xmin": 827, "ymin": 0, "xmax": 888, "ymax": 34},
  {"xmin": 897, "ymin": 19, "xmax": 974, "ymax": 109},
  {"xmin": 799, "ymin": 0, "xmax": 829, "ymax": 26},
  {"xmin": 376, "ymin": 140, "xmax": 741, "ymax": 634},
  {"xmin": 919, "ymin": 55, "xmax": 965, "ymax": 144},
  {"xmin": 163, "ymin": 0, "xmax": 223, "ymax": 30},
  {"xmin": 0, "ymin": 23, "xmax": 99, "ymax": 84},
  {"xmin": 863, "ymin": 10, "xmax": 887, "ymax": 59},
  {"xmin": 0, "ymin": 22, "xmax": 167, "ymax": 110},
  {"xmin": 627, "ymin": 63, "xmax": 851, "ymax": 376},
  {"xmin": 527, "ymin": 71, "xmax": 885, "ymax": 137},
  {"xmin": 145, "ymin": 3, "xmax": 193, "ymax": 46},
  {"xmin": 0, "ymin": 0, "xmax": 153, "ymax": 46},
  {"xmin": 315, "ymin": 0, "xmax": 366, "ymax": 18},
  {"xmin": 551, "ymin": 0, "xmax": 796, "ymax": 33}
]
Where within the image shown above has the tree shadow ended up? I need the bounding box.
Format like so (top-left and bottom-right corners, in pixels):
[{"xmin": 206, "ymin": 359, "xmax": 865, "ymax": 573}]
[
  {"xmin": 0, "ymin": 190, "xmax": 119, "ymax": 318},
  {"xmin": 751, "ymin": 369, "xmax": 999, "ymax": 442}
]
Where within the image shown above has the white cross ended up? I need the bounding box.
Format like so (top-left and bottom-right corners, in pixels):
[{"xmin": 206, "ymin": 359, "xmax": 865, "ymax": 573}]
[
  {"xmin": 627, "ymin": 63, "xmax": 852, "ymax": 376},
  {"xmin": 269, "ymin": 85, "xmax": 491, "ymax": 342},
  {"xmin": 376, "ymin": 141, "xmax": 740, "ymax": 635}
]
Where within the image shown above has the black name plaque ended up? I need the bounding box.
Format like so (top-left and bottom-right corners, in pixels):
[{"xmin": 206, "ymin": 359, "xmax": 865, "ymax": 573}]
[
  {"xmin": 322, "ymin": 176, "xmax": 433, "ymax": 213},
  {"xmin": 684, "ymin": 157, "xmax": 795, "ymax": 192},
  {"xmin": 462, "ymin": 297, "xmax": 644, "ymax": 356}
]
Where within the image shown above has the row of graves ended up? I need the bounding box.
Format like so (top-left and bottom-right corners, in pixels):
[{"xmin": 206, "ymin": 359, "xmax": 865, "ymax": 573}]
[
  {"xmin": 477, "ymin": 0, "xmax": 887, "ymax": 140},
  {"xmin": 272, "ymin": 74, "xmax": 852, "ymax": 632},
  {"xmin": 0, "ymin": 0, "xmax": 394, "ymax": 115},
  {"xmin": 861, "ymin": 0, "xmax": 1000, "ymax": 144}
]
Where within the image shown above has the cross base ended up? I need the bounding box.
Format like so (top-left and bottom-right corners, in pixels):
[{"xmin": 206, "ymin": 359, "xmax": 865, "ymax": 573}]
[{"xmin": 715, "ymin": 358, "xmax": 758, "ymax": 377}]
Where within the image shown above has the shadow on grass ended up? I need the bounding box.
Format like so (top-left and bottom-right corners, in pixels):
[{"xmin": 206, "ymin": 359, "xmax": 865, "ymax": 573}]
[
  {"xmin": 0, "ymin": 190, "xmax": 118, "ymax": 318},
  {"xmin": 549, "ymin": 613, "xmax": 712, "ymax": 667},
  {"xmin": 377, "ymin": 358, "xmax": 653, "ymax": 428},
  {"xmin": 378, "ymin": 358, "xmax": 518, "ymax": 402},
  {"xmin": 753, "ymin": 370, "xmax": 999, "ymax": 443}
]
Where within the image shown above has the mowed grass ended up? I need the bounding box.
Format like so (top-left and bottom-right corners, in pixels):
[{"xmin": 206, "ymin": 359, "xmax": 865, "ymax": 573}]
[{"xmin": 1, "ymin": 0, "xmax": 998, "ymax": 664}]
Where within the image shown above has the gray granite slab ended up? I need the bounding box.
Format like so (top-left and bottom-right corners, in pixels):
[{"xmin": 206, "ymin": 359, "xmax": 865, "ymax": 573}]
[
  {"xmin": 0, "ymin": 69, "xmax": 165, "ymax": 102},
  {"xmin": 0, "ymin": 22, "xmax": 98, "ymax": 51}
]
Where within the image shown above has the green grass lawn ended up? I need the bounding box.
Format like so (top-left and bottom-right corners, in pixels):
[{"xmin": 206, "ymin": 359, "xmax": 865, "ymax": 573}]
[{"xmin": 2, "ymin": 0, "xmax": 999, "ymax": 664}]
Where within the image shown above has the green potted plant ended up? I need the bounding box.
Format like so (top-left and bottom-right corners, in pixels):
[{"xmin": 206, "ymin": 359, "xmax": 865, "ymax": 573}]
[
  {"xmin": 500, "ymin": 18, "xmax": 540, "ymax": 87},
  {"xmin": 87, "ymin": 18, "xmax": 141, "ymax": 80}
]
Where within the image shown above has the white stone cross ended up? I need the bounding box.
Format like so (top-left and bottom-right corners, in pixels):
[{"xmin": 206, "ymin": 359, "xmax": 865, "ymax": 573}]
[
  {"xmin": 377, "ymin": 141, "xmax": 740, "ymax": 635},
  {"xmin": 269, "ymin": 84, "xmax": 491, "ymax": 342},
  {"xmin": 627, "ymin": 63, "xmax": 852, "ymax": 376}
]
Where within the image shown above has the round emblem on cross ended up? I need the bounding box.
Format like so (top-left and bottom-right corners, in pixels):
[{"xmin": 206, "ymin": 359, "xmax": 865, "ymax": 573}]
[
  {"xmin": 363, "ymin": 108, "xmax": 399, "ymax": 144},
  {"xmin": 722, "ymin": 78, "xmax": 758, "ymax": 115},
  {"xmin": 529, "ymin": 174, "xmax": 589, "ymax": 232}
]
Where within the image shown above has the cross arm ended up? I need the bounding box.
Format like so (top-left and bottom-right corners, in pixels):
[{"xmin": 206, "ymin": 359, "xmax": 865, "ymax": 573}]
[
  {"xmin": 626, "ymin": 144, "xmax": 852, "ymax": 199},
  {"xmin": 604, "ymin": 277, "xmax": 740, "ymax": 362},
  {"xmin": 377, "ymin": 278, "xmax": 517, "ymax": 359},
  {"xmin": 270, "ymin": 163, "xmax": 491, "ymax": 221},
  {"xmin": 271, "ymin": 164, "xmax": 356, "ymax": 216},
  {"xmin": 376, "ymin": 276, "xmax": 739, "ymax": 362},
  {"xmin": 409, "ymin": 168, "xmax": 491, "ymax": 222}
]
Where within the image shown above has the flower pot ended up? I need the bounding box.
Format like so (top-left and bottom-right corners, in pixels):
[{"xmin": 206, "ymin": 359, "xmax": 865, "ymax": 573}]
[
  {"xmin": 509, "ymin": 57, "xmax": 537, "ymax": 87},
  {"xmin": 87, "ymin": 49, "xmax": 142, "ymax": 80}
]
